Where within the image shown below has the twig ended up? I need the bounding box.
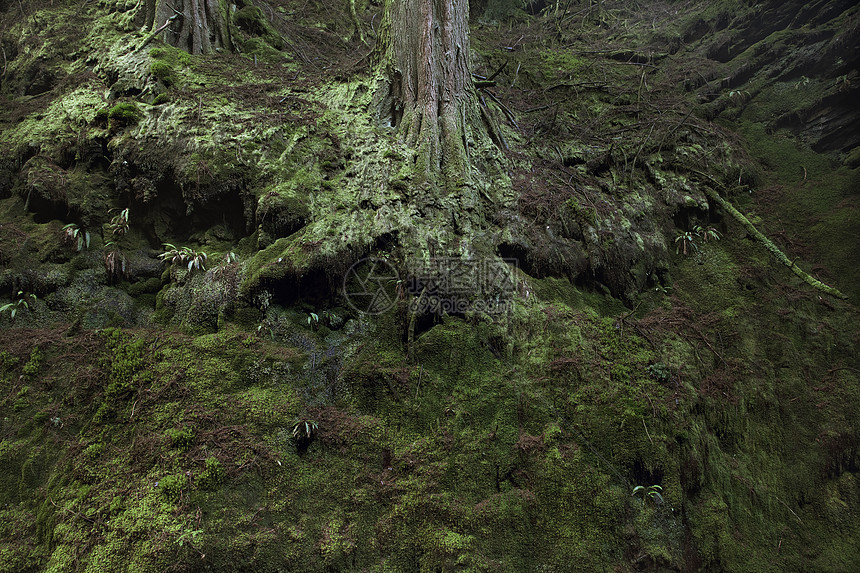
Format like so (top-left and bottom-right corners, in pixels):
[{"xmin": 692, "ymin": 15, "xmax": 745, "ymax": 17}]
[
  {"xmin": 636, "ymin": 68, "xmax": 647, "ymax": 118},
  {"xmin": 776, "ymin": 496, "xmax": 803, "ymax": 524},
  {"xmin": 504, "ymin": 35, "xmax": 524, "ymax": 52},
  {"xmin": 642, "ymin": 418, "xmax": 653, "ymax": 444},
  {"xmin": 827, "ymin": 366, "xmax": 860, "ymax": 374},
  {"xmin": 628, "ymin": 120, "xmax": 656, "ymax": 183},
  {"xmin": 620, "ymin": 300, "xmax": 642, "ymax": 325},
  {"xmin": 657, "ymin": 107, "xmax": 694, "ymax": 154},
  {"xmin": 461, "ymin": 105, "xmax": 470, "ymax": 171},
  {"xmin": 610, "ymin": 61, "xmax": 659, "ymax": 68},
  {"xmin": 138, "ymin": 14, "xmax": 183, "ymax": 51},
  {"xmin": 50, "ymin": 497, "xmax": 96, "ymax": 523},
  {"xmin": 545, "ymin": 81, "xmax": 609, "ymax": 91},
  {"xmin": 521, "ymin": 104, "xmax": 553, "ymax": 113},
  {"xmin": 511, "ymin": 62, "xmax": 520, "ymax": 88}
]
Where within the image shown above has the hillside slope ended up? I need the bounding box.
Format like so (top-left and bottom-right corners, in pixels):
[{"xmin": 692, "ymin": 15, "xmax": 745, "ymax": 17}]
[{"xmin": 1, "ymin": 1, "xmax": 858, "ymax": 571}]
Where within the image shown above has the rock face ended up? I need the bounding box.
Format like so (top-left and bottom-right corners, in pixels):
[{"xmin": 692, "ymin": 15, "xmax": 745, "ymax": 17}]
[{"xmin": 680, "ymin": 0, "xmax": 859, "ymax": 153}]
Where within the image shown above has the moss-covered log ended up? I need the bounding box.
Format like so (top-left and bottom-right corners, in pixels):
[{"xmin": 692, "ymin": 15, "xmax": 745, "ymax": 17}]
[{"xmin": 694, "ymin": 171, "xmax": 847, "ymax": 300}]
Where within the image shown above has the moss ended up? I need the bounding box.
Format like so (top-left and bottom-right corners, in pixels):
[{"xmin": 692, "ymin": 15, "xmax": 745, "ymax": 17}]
[
  {"xmin": 0, "ymin": 3, "xmax": 857, "ymax": 571},
  {"xmin": 149, "ymin": 60, "xmax": 177, "ymax": 87},
  {"xmin": 92, "ymin": 329, "xmax": 147, "ymax": 424},
  {"xmin": 234, "ymin": 6, "xmax": 285, "ymax": 51},
  {"xmin": 21, "ymin": 347, "xmax": 42, "ymax": 380},
  {"xmin": 196, "ymin": 457, "xmax": 225, "ymax": 491},
  {"xmin": 151, "ymin": 93, "xmax": 170, "ymax": 106},
  {"xmin": 0, "ymin": 351, "xmax": 20, "ymax": 371},
  {"xmin": 124, "ymin": 277, "xmax": 162, "ymax": 297},
  {"xmin": 12, "ymin": 386, "xmax": 31, "ymax": 411},
  {"xmin": 540, "ymin": 49, "xmax": 586, "ymax": 76},
  {"xmin": 565, "ymin": 196, "xmax": 597, "ymax": 225},
  {"xmin": 107, "ymin": 102, "xmax": 142, "ymax": 128},
  {"xmin": 239, "ymin": 234, "xmax": 312, "ymax": 297},
  {"xmin": 165, "ymin": 427, "xmax": 195, "ymax": 452},
  {"xmin": 158, "ymin": 474, "xmax": 186, "ymax": 503}
]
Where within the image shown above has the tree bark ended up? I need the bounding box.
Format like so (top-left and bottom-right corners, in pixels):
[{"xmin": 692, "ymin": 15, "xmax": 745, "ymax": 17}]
[
  {"xmin": 374, "ymin": 0, "xmax": 479, "ymax": 187},
  {"xmin": 144, "ymin": 0, "xmax": 234, "ymax": 54}
]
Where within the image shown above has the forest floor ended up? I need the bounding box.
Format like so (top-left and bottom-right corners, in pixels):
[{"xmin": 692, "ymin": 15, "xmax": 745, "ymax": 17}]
[{"xmin": 0, "ymin": 1, "xmax": 858, "ymax": 571}]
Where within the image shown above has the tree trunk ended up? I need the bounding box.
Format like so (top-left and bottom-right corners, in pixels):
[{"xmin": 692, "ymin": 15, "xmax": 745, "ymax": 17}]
[
  {"xmin": 144, "ymin": 0, "xmax": 234, "ymax": 54},
  {"xmin": 374, "ymin": 0, "xmax": 480, "ymax": 187}
]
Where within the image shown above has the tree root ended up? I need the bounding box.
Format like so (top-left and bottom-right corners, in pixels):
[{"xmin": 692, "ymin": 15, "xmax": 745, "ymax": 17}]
[{"xmin": 693, "ymin": 170, "xmax": 847, "ymax": 300}]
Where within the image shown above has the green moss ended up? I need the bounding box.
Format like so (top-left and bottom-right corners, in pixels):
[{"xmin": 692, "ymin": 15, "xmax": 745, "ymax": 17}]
[
  {"xmin": 92, "ymin": 329, "xmax": 147, "ymax": 424},
  {"xmin": 107, "ymin": 102, "xmax": 142, "ymax": 128},
  {"xmin": 165, "ymin": 427, "xmax": 195, "ymax": 452},
  {"xmin": 565, "ymin": 196, "xmax": 596, "ymax": 225},
  {"xmin": 124, "ymin": 277, "xmax": 163, "ymax": 297},
  {"xmin": 13, "ymin": 386, "xmax": 31, "ymax": 411},
  {"xmin": 540, "ymin": 49, "xmax": 586, "ymax": 75},
  {"xmin": 239, "ymin": 234, "xmax": 312, "ymax": 297},
  {"xmin": 234, "ymin": 6, "xmax": 285, "ymax": 52},
  {"xmin": 158, "ymin": 474, "xmax": 186, "ymax": 503},
  {"xmin": 0, "ymin": 4, "xmax": 857, "ymax": 571},
  {"xmin": 0, "ymin": 351, "xmax": 19, "ymax": 371},
  {"xmin": 84, "ymin": 442, "xmax": 104, "ymax": 458},
  {"xmin": 196, "ymin": 457, "xmax": 224, "ymax": 491},
  {"xmin": 22, "ymin": 347, "xmax": 42, "ymax": 380},
  {"xmin": 150, "ymin": 60, "xmax": 177, "ymax": 87}
]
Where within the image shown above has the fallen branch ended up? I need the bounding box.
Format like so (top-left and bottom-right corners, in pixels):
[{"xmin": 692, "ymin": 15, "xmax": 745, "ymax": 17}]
[
  {"xmin": 486, "ymin": 60, "xmax": 507, "ymax": 82},
  {"xmin": 137, "ymin": 14, "xmax": 182, "ymax": 52},
  {"xmin": 473, "ymin": 79, "xmax": 496, "ymax": 88},
  {"xmin": 692, "ymin": 170, "xmax": 847, "ymax": 300},
  {"xmin": 481, "ymin": 88, "xmax": 518, "ymax": 129}
]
